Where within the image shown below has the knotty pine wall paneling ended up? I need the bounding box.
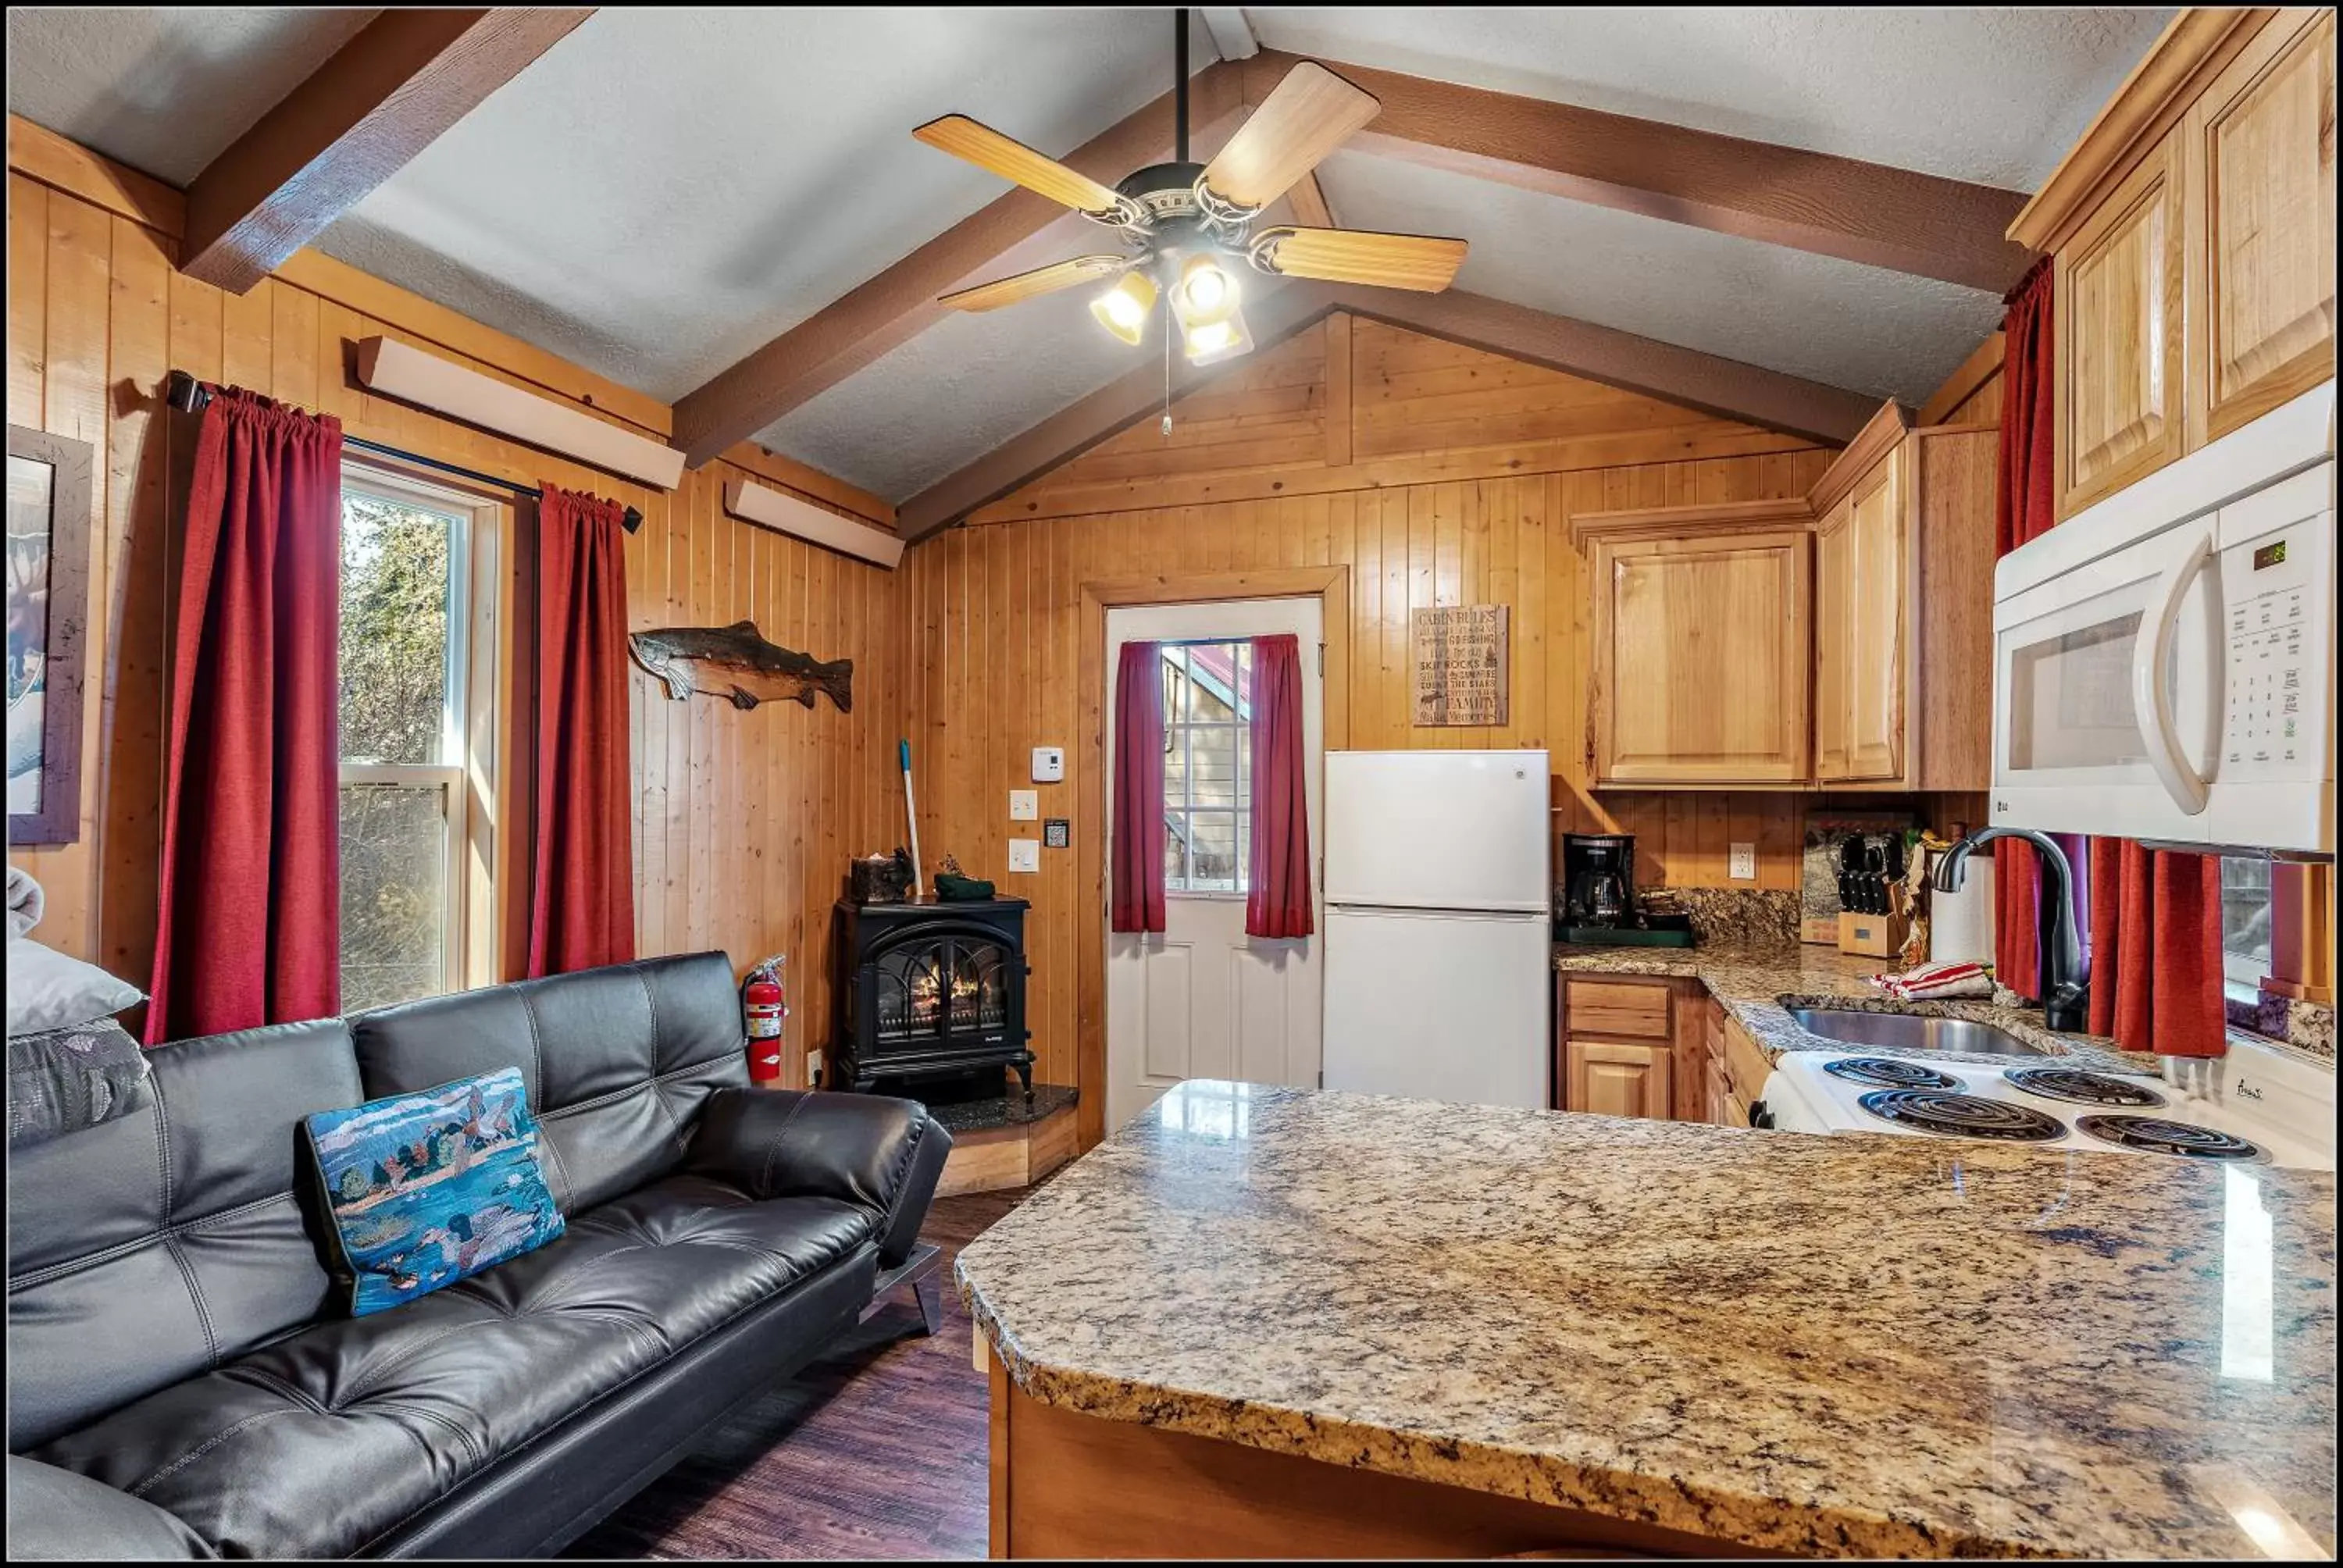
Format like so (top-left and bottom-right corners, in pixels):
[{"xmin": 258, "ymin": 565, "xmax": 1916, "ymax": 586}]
[
  {"xmin": 900, "ymin": 315, "xmax": 1857, "ymax": 1102},
  {"xmin": 5, "ymin": 166, "xmax": 897, "ymax": 1087}
]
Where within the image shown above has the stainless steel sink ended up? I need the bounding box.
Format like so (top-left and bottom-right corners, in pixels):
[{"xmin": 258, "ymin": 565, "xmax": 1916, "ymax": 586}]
[{"xmin": 1785, "ymin": 1007, "xmax": 2046, "ymax": 1058}]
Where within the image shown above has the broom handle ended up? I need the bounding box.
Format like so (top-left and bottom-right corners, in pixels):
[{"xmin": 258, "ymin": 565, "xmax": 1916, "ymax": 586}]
[{"xmin": 899, "ymin": 739, "xmax": 925, "ymax": 897}]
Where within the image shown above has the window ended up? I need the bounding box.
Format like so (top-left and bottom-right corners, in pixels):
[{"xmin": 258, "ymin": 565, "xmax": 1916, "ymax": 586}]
[
  {"xmin": 1159, "ymin": 641, "xmax": 1252, "ymax": 894},
  {"xmin": 337, "ymin": 469, "xmax": 498, "ymax": 1011},
  {"xmin": 2219, "ymin": 854, "xmax": 2273, "ymax": 1001}
]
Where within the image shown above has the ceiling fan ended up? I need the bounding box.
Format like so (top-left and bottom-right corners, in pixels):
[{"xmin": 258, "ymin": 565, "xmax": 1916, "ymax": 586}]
[{"xmin": 911, "ymin": 12, "xmax": 1468, "ymax": 367}]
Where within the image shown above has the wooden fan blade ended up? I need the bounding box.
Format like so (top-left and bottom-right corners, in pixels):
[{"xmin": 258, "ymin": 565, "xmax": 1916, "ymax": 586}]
[
  {"xmin": 1200, "ymin": 61, "xmax": 1378, "ymax": 208},
  {"xmin": 914, "ymin": 114, "xmax": 1132, "ymax": 217},
  {"xmin": 1252, "ymin": 226, "xmax": 1467, "ymax": 292},
  {"xmin": 938, "ymin": 255, "xmax": 1130, "ymax": 312}
]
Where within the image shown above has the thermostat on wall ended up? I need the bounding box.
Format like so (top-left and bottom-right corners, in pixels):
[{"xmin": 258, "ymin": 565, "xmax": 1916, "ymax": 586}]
[{"xmin": 1031, "ymin": 747, "xmax": 1065, "ymax": 782}]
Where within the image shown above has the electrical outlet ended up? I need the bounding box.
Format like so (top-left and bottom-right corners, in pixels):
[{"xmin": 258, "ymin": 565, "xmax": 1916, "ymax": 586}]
[
  {"xmin": 1007, "ymin": 838, "xmax": 1040, "ymax": 873},
  {"xmin": 1728, "ymin": 842, "xmax": 1757, "ymax": 881},
  {"xmin": 805, "ymin": 1048, "xmax": 822, "ymax": 1086},
  {"xmin": 1008, "ymin": 789, "xmax": 1038, "ymax": 821}
]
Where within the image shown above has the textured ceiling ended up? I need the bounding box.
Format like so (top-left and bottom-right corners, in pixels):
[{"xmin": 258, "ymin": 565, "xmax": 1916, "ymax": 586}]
[
  {"xmin": 5, "ymin": 8, "xmax": 2177, "ymax": 502},
  {"xmin": 3, "ymin": 7, "xmax": 376, "ymax": 184},
  {"xmin": 1246, "ymin": 7, "xmax": 2176, "ymax": 191},
  {"xmin": 1318, "ymin": 151, "xmax": 2003, "ymax": 407},
  {"xmin": 316, "ymin": 8, "xmax": 1202, "ymax": 403}
]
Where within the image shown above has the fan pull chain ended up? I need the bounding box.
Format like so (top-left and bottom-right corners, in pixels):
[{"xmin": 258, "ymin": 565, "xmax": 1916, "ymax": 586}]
[{"xmin": 1161, "ymin": 293, "xmax": 1174, "ymax": 437}]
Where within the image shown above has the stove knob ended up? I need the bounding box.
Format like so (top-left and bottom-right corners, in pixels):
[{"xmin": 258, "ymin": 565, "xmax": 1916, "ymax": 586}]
[{"xmin": 1749, "ymin": 1099, "xmax": 1774, "ymax": 1130}]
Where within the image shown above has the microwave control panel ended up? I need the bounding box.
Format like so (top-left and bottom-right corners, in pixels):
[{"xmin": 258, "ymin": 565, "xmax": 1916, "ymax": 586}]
[{"xmin": 2218, "ymin": 472, "xmax": 2331, "ymax": 779}]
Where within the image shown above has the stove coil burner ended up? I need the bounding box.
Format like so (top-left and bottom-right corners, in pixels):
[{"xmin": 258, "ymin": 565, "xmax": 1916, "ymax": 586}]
[
  {"xmin": 2076, "ymin": 1115, "xmax": 2266, "ymax": 1161},
  {"xmin": 1856, "ymin": 1089, "xmax": 2067, "ymax": 1142},
  {"xmin": 2003, "ymin": 1067, "xmax": 2167, "ymax": 1109},
  {"xmin": 1824, "ymin": 1057, "xmax": 1960, "ymax": 1090}
]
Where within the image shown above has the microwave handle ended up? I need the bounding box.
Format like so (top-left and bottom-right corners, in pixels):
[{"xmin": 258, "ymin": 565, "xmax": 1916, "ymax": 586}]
[{"xmin": 2131, "ymin": 528, "xmax": 2215, "ymax": 816}]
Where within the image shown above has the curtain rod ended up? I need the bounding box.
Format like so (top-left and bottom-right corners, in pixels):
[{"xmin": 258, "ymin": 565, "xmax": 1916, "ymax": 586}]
[{"xmin": 163, "ymin": 371, "xmax": 644, "ymax": 534}]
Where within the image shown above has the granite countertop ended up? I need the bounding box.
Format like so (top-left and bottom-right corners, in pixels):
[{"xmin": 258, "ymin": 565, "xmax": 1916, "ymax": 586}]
[
  {"xmin": 1553, "ymin": 939, "xmax": 2166, "ymax": 1074},
  {"xmin": 956, "ymin": 1081, "xmax": 2337, "ymax": 1559}
]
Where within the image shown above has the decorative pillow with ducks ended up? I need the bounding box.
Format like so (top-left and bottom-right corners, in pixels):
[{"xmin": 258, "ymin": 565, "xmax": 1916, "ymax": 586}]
[{"xmin": 303, "ymin": 1067, "xmax": 565, "ymax": 1315}]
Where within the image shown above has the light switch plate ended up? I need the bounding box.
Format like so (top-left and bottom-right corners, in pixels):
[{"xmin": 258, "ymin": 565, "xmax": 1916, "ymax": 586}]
[
  {"xmin": 805, "ymin": 1048, "xmax": 823, "ymax": 1086},
  {"xmin": 1007, "ymin": 839, "xmax": 1040, "ymax": 873},
  {"xmin": 1728, "ymin": 842, "xmax": 1757, "ymax": 881},
  {"xmin": 1008, "ymin": 789, "xmax": 1039, "ymax": 821},
  {"xmin": 1031, "ymin": 747, "xmax": 1065, "ymax": 782}
]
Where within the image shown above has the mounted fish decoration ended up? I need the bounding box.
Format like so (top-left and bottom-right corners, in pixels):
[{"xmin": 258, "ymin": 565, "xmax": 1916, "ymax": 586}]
[{"xmin": 629, "ymin": 619, "xmax": 853, "ymax": 713}]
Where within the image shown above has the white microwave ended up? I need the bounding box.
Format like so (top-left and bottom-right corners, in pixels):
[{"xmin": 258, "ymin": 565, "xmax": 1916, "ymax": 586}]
[{"xmin": 1990, "ymin": 381, "xmax": 2335, "ymax": 856}]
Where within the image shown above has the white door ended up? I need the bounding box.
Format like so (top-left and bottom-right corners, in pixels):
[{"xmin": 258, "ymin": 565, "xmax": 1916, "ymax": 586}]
[{"xmin": 1104, "ymin": 599, "xmax": 1324, "ymax": 1135}]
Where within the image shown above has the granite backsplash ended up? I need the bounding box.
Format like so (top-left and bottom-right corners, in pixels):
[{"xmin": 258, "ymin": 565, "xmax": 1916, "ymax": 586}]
[{"xmin": 1637, "ymin": 886, "xmax": 1803, "ymax": 946}]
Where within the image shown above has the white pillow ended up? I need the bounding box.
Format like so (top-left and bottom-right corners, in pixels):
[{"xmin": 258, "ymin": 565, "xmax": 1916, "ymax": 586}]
[{"xmin": 6, "ymin": 937, "xmax": 144, "ymax": 1037}]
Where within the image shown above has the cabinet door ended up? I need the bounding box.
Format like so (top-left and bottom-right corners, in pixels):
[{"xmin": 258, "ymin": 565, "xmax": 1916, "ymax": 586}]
[
  {"xmin": 2057, "ymin": 130, "xmax": 2187, "ymax": 519},
  {"xmin": 1592, "ymin": 529, "xmax": 1812, "ymax": 784},
  {"xmin": 1565, "ymin": 1040, "xmax": 1671, "ymax": 1121},
  {"xmin": 1812, "ymin": 497, "xmax": 1853, "ymax": 782},
  {"xmin": 1704, "ymin": 1059, "xmax": 1729, "ymax": 1127},
  {"xmin": 1842, "ymin": 447, "xmax": 1907, "ymax": 781},
  {"xmin": 2190, "ymin": 10, "xmax": 2337, "ymax": 445}
]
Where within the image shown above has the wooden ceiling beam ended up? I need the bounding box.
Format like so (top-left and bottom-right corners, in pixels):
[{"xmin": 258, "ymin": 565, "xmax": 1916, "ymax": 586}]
[
  {"xmin": 895, "ymin": 281, "xmax": 1346, "ymax": 539},
  {"xmin": 180, "ymin": 8, "xmax": 594, "ymax": 294},
  {"xmin": 898, "ymin": 283, "xmax": 1874, "ymax": 540},
  {"xmin": 1236, "ymin": 49, "xmax": 2032, "ymax": 293},
  {"xmin": 672, "ymin": 62, "xmax": 1247, "ymax": 468}
]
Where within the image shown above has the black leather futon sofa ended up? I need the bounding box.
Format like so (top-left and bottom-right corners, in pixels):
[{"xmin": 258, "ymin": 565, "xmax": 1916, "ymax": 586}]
[{"xmin": 5, "ymin": 951, "xmax": 951, "ymax": 1559}]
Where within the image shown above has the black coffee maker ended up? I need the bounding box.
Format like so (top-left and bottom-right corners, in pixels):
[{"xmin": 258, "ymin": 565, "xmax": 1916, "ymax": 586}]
[{"xmin": 1560, "ymin": 833, "xmax": 1635, "ymax": 927}]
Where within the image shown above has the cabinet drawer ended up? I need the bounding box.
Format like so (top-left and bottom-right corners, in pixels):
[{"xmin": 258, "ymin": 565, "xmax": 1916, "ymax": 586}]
[
  {"xmin": 1562, "ymin": 979, "xmax": 1673, "ymax": 1040},
  {"xmin": 1720, "ymin": 1014, "xmax": 1773, "ymax": 1103}
]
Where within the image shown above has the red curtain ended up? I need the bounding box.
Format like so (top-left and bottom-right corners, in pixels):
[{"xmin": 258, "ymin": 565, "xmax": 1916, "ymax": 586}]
[
  {"xmin": 148, "ymin": 390, "xmax": 344, "ymax": 1042},
  {"xmin": 1110, "ymin": 640, "xmax": 1166, "ymax": 934},
  {"xmin": 527, "ymin": 484, "xmax": 635, "ymax": 977},
  {"xmin": 1246, "ymin": 634, "xmax": 1312, "ymax": 939},
  {"xmin": 2089, "ymin": 841, "xmax": 2226, "ymax": 1054},
  {"xmin": 1992, "ymin": 261, "xmax": 2059, "ymax": 996}
]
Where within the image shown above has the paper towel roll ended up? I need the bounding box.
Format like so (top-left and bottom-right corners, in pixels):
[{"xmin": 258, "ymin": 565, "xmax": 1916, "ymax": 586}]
[{"xmin": 1928, "ymin": 850, "xmax": 1995, "ymax": 968}]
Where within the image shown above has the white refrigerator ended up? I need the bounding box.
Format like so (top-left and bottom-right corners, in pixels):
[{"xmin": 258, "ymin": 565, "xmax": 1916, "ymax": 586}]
[{"xmin": 1321, "ymin": 750, "xmax": 1551, "ymax": 1109}]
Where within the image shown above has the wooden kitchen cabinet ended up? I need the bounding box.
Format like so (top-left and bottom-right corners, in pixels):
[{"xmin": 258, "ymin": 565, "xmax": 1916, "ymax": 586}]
[
  {"xmin": 1573, "ymin": 501, "xmax": 1813, "ymax": 786},
  {"xmin": 1556, "ymin": 975, "xmax": 1703, "ymax": 1123},
  {"xmin": 1805, "ymin": 406, "xmax": 1998, "ymax": 790},
  {"xmin": 2014, "ymin": 9, "xmax": 2336, "ymax": 522},
  {"xmin": 1564, "ymin": 1040, "xmax": 1672, "ymax": 1121},
  {"xmin": 1812, "ymin": 494, "xmax": 1853, "ymax": 780},
  {"xmin": 2186, "ymin": 9, "xmax": 2337, "ymax": 446},
  {"xmin": 2056, "ymin": 129, "xmax": 2189, "ymax": 519}
]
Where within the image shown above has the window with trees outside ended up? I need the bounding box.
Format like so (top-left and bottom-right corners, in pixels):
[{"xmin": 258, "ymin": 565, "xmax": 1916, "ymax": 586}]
[
  {"xmin": 1160, "ymin": 641, "xmax": 1252, "ymax": 894},
  {"xmin": 338, "ymin": 469, "xmax": 499, "ymax": 1012}
]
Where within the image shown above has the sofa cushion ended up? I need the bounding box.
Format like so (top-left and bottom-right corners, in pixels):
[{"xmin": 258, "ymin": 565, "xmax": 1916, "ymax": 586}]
[
  {"xmin": 31, "ymin": 1173, "xmax": 876, "ymax": 1559},
  {"xmin": 349, "ymin": 953, "xmax": 748, "ymax": 1214},
  {"xmin": 305, "ymin": 1067, "xmax": 565, "ymax": 1316},
  {"xmin": 6, "ymin": 1020, "xmax": 363, "ymax": 1451}
]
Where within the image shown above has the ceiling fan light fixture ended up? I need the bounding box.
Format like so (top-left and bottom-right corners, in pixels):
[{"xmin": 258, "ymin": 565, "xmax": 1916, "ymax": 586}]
[
  {"xmin": 1178, "ymin": 254, "xmax": 1236, "ymax": 317},
  {"xmin": 1089, "ymin": 271, "xmax": 1159, "ymax": 346},
  {"xmin": 1183, "ymin": 303, "xmax": 1254, "ymax": 365}
]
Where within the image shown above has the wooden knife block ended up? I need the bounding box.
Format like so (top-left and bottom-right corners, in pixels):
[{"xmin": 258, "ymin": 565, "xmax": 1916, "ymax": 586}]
[{"xmin": 1838, "ymin": 910, "xmax": 1911, "ymax": 958}]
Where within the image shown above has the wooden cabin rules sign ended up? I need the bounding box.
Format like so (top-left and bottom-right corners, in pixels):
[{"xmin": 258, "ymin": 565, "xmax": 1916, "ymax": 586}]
[{"xmin": 1412, "ymin": 605, "xmax": 1508, "ymax": 726}]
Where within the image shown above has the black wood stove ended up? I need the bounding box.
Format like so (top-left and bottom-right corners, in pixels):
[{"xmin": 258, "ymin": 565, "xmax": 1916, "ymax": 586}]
[{"xmin": 832, "ymin": 897, "xmax": 1033, "ymax": 1095}]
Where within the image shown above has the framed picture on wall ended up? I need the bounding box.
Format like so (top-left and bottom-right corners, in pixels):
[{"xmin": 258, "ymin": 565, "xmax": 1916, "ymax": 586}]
[{"xmin": 8, "ymin": 424, "xmax": 93, "ymax": 846}]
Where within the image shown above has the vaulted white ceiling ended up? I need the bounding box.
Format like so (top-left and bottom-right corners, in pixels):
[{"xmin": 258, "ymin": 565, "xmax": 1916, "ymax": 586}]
[{"xmin": 6, "ymin": 7, "xmax": 2176, "ymax": 503}]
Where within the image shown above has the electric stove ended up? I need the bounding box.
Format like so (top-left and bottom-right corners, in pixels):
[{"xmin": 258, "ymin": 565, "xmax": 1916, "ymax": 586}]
[{"xmin": 1762, "ymin": 1038, "xmax": 2334, "ymax": 1171}]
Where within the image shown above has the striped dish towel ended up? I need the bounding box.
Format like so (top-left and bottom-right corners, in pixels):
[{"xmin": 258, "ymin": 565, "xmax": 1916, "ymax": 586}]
[{"xmin": 1869, "ymin": 960, "xmax": 1995, "ymax": 1002}]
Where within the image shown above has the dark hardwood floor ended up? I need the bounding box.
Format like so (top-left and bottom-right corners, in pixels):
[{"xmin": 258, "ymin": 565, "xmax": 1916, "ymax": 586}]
[{"xmin": 566, "ymin": 1187, "xmax": 1028, "ymax": 1561}]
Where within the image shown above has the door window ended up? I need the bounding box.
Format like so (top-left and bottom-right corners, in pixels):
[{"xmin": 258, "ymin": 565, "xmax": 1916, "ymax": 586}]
[{"xmin": 1160, "ymin": 642, "xmax": 1253, "ymax": 893}]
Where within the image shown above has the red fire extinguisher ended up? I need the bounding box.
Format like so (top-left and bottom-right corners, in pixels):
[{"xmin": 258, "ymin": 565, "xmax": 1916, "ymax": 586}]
[{"xmin": 743, "ymin": 957, "xmax": 786, "ymax": 1083}]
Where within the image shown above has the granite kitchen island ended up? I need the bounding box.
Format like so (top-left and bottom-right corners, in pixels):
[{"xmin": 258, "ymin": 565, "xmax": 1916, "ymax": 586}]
[{"xmin": 955, "ymin": 1081, "xmax": 2335, "ymax": 1559}]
